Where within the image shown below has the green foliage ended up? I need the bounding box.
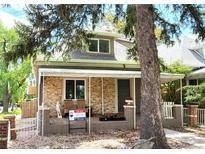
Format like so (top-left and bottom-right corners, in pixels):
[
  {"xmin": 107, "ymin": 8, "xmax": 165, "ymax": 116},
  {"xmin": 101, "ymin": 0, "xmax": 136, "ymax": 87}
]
[
  {"xmin": 104, "ymin": 13, "xmax": 126, "ymax": 33},
  {"xmin": 183, "ymin": 85, "xmax": 203, "ymax": 104},
  {"xmin": 0, "ymin": 21, "xmax": 32, "ymax": 106},
  {"xmin": 0, "ymin": 108, "xmax": 21, "ymax": 118},
  {"xmin": 160, "ymin": 60, "xmax": 192, "ymax": 103},
  {"xmin": 6, "ymin": 4, "xmax": 205, "ymax": 62},
  {"xmin": 181, "ymin": 85, "xmax": 205, "ymax": 108},
  {"xmin": 11, "ymin": 4, "xmax": 110, "ymax": 61},
  {"xmin": 164, "ymin": 60, "xmax": 192, "ymax": 74}
]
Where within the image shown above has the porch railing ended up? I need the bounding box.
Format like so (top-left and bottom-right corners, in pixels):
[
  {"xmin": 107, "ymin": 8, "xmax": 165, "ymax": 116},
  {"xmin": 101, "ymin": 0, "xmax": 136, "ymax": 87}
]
[
  {"xmin": 197, "ymin": 108, "xmax": 205, "ymax": 127},
  {"xmin": 163, "ymin": 102, "xmax": 174, "ymax": 119}
]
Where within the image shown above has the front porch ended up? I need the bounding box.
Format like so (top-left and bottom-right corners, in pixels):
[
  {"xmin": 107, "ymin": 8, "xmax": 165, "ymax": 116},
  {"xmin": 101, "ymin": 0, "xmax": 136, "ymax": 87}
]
[
  {"xmin": 37, "ymin": 68, "xmax": 185, "ymax": 135},
  {"xmin": 38, "ymin": 106, "xmax": 139, "ymax": 135}
]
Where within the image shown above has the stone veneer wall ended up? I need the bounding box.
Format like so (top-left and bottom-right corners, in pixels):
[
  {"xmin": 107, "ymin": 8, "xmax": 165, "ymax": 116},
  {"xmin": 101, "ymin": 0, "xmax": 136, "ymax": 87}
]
[
  {"xmin": 90, "ymin": 77, "xmax": 102, "ymax": 114},
  {"xmin": 43, "ymin": 76, "xmax": 116, "ymax": 117},
  {"xmin": 44, "ymin": 77, "xmax": 63, "ymax": 117},
  {"xmin": 89, "ymin": 77, "xmax": 116, "ymax": 114},
  {"xmin": 102, "ymin": 78, "xmax": 115, "ymax": 113}
]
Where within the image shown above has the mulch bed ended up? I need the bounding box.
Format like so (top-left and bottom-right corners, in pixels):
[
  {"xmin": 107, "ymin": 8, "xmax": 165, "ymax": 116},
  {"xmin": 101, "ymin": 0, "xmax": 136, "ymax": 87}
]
[{"xmin": 8, "ymin": 129, "xmax": 198, "ymax": 149}]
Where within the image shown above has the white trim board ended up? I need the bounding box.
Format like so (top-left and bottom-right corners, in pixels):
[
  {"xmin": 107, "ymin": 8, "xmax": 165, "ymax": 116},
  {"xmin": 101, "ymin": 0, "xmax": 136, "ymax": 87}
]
[{"xmin": 39, "ymin": 68, "xmax": 184, "ymax": 83}]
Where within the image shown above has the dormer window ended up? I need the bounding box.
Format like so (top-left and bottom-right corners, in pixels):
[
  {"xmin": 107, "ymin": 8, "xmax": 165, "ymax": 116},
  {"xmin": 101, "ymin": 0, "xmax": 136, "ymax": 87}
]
[{"xmin": 88, "ymin": 38, "xmax": 110, "ymax": 53}]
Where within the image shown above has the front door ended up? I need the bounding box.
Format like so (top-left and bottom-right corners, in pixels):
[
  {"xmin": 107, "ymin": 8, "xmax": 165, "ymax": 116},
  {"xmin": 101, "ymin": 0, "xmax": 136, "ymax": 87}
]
[{"xmin": 118, "ymin": 79, "xmax": 130, "ymax": 112}]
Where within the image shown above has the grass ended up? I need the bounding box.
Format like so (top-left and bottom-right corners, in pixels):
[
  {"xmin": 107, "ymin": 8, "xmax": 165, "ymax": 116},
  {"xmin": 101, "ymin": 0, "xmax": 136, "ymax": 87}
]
[{"xmin": 0, "ymin": 108, "xmax": 21, "ymax": 119}]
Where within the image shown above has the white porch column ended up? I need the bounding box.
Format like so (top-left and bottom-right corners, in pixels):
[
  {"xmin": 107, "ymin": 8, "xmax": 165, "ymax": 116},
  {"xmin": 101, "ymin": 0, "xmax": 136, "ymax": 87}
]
[
  {"xmin": 89, "ymin": 77, "xmax": 91, "ymax": 134},
  {"xmin": 133, "ymin": 78, "xmax": 136, "ymax": 129},
  {"xmin": 37, "ymin": 72, "xmax": 41, "ymax": 107},
  {"xmin": 37, "ymin": 71, "xmax": 41, "ymax": 135},
  {"xmin": 101, "ymin": 77, "xmax": 104, "ymax": 115},
  {"xmin": 180, "ymin": 79, "xmax": 183, "ymax": 127},
  {"xmin": 40, "ymin": 73, "xmax": 45, "ymax": 136}
]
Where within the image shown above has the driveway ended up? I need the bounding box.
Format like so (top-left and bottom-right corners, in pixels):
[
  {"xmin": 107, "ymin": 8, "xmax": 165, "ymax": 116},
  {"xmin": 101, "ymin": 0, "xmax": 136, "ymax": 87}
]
[{"xmin": 165, "ymin": 128, "xmax": 205, "ymax": 149}]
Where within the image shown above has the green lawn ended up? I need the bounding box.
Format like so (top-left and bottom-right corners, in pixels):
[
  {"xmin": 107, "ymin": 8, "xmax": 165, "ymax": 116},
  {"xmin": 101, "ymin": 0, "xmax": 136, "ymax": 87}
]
[{"xmin": 0, "ymin": 108, "xmax": 21, "ymax": 119}]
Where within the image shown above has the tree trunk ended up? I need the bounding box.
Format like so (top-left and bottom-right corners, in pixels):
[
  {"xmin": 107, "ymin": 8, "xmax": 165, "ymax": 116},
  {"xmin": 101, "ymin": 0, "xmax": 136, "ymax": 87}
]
[
  {"xmin": 3, "ymin": 83, "xmax": 9, "ymax": 112},
  {"xmin": 2, "ymin": 39, "xmax": 10, "ymax": 113},
  {"xmin": 136, "ymin": 4, "xmax": 170, "ymax": 148}
]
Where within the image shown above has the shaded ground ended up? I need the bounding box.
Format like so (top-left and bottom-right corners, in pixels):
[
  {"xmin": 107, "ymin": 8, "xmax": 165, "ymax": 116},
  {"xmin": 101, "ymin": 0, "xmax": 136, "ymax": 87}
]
[{"xmin": 9, "ymin": 129, "xmax": 197, "ymax": 149}]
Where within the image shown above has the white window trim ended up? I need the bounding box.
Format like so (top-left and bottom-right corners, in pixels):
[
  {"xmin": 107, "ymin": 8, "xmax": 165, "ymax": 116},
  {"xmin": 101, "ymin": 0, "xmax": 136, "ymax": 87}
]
[
  {"xmin": 88, "ymin": 38, "xmax": 111, "ymax": 54},
  {"xmin": 64, "ymin": 78, "xmax": 86, "ymax": 100}
]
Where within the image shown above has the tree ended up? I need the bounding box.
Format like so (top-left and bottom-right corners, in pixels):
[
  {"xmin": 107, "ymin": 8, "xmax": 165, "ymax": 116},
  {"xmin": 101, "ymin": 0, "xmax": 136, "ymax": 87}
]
[
  {"xmin": 160, "ymin": 60, "xmax": 192, "ymax": 104},
  {"xmin": 11, "ymin": 4, "xmax": 205, "ymax": 148},
  {"xmin": 0, "ymin": 21, "xmax": 18, "ymax": 112},
  {"xmin": 0, "ymin": 21, "xmax": 32, "ymax": 112}
]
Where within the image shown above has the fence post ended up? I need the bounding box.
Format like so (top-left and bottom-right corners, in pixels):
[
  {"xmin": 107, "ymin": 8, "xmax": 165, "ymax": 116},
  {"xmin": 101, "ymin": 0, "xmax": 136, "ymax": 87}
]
[
  {"xmin": 37, "ymin": 106, "xmax": 50, "ymax": 136},
  {"xmin": 0, "ymin": 119, "xmax": 9, "ymax": 149},
  {"xmin": 187, "ymin": 105, "xmax": 198, "ymax": 127}
]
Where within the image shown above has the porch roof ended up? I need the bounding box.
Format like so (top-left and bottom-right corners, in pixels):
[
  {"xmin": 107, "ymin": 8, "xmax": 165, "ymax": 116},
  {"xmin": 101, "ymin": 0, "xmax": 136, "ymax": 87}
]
[
  {"xmin": 39, "ymin": 68, "xmax": 184, "ymax": 83},
  {"xmin": 187, "ymin": 67, "xmax": 205, "ymax": 79}
]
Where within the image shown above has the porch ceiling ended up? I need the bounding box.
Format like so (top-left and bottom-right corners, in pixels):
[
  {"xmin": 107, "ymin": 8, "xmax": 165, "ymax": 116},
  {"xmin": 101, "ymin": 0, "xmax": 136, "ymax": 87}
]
[{"xmin": 38, "ymin": 68, "xmax": 184, "ymax": 83}]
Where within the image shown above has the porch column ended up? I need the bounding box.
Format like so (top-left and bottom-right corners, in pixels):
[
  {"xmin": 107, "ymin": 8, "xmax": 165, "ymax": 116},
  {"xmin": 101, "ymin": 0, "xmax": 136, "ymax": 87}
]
[
  {"xmin": 89, "ymin": 77, "xmax": 91, "ymax": 134},
  {"xmin": 133, "ymin": 78, "xmax": 136, "ymax": 129},
  {"xmin": 101, "ymin": 77, "xmax": 104, "ymax": 115},
  {"xmin": 42, "ymin": 74, "xmax": 45, "ymax": 136},
  {"xmin": 37, "ymin": 72, "xmax": 41, "ymax": 107},
  {"xmin": 37, "ymin": 72, "xmax": 41, "ymax": 135},
  {"xmin": 180, "ymin": 79, "xmax": 183, "ymax": 127}
]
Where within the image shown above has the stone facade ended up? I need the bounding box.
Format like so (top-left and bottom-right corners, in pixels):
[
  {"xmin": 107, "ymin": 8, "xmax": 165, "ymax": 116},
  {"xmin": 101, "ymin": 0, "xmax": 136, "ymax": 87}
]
[
  {"xmin": 43, "ymin": 76, "xmax": 116, "ymax": 117},
  {"xmin": 102, "ymin": 78, "xmax": 115, "ymax": 113},
  {"xmin": 44, "ymin": 77, "xmax": 63, "ymax": 117},
  {"xmin": 90, "ymin": 78, "xmax": 116, "ymax": 114},
  {"xmin": 90, "ymin": 77, "xmax": 102, "ymax": 114}
]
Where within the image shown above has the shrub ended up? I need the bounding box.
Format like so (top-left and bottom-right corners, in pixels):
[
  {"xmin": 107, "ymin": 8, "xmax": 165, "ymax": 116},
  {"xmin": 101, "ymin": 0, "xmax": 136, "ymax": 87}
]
[{"xmin": 181, "ymin": 85, "xmax": 205, "ymax": 107}]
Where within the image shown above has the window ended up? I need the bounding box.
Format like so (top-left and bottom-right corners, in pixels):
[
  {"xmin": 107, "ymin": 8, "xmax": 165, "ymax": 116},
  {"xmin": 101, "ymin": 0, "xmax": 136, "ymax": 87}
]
[
  {"xmin": 65, "ymin": 80, "xmax": 85, "ymax": 99},
  {"xmin": 189, "ymin": 79, "xmax": 198, "ymax": 85},
  {"xmin": 99, "ymin": 40, "xmax": 109, "ymax": 53},
  {"xmin": 89, "ymin": 39, "xmax": 98, "ymax": 52},
  {"xmin": 88, "ymin": 39, "xmax": 110, "ymax": 53}
]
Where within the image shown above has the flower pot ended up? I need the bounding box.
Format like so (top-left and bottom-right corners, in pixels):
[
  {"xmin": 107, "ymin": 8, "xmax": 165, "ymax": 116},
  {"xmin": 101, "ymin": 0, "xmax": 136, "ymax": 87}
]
[{"xmin": 125, "ymin": 100, "xmax": 134, "ymax": 105}]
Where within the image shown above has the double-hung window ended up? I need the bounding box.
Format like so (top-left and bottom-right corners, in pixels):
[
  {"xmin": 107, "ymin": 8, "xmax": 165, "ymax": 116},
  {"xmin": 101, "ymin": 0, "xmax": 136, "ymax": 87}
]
[
  {"xmin": 88, "ymin": 39, "xmax": 110, "ymax": 53},
  {"xmin": 65, "ymin": 80, "xmax": 85, "ymax": 100}
]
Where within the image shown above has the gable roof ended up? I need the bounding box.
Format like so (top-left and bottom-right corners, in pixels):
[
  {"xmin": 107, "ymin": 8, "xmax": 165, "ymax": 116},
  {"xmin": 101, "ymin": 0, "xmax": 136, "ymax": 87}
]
[{"xmin": 157, "ymin": 36, "xmax": 205, "ymax": 68}]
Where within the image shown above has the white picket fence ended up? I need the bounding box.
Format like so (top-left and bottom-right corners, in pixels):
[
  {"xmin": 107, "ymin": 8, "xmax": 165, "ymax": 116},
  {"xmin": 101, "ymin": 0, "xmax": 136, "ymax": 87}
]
[
  {"xmin": 163, "ymin": 102, "xmax": 174, "ymax": 119},
  {"xmin": 197, "ymin": 109, "xmax": 205, "ymax": 127}
]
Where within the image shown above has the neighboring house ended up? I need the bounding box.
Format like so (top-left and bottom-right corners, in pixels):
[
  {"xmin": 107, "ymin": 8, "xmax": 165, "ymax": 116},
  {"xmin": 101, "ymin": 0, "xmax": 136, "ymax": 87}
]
[
  {"xmin": 33, "ymin": 31, "xmax": 184, "ymax": 134},
  {"xmin": 158, "ymin": 36, "xmax": 205, "ymax": 85}
]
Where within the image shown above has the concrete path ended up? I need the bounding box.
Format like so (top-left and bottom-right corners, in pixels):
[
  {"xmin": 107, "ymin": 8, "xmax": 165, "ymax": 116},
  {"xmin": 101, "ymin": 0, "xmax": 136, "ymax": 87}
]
[{"xmin": 165, "ymin": 128, "xmax": 205, "ymax": 149}]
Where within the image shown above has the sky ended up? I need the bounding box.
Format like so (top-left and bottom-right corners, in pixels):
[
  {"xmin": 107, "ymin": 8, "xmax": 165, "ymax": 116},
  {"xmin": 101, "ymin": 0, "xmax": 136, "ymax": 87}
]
[{"xmin": 0, "ymin": 4, "xmax": 28, "ymax": 28}]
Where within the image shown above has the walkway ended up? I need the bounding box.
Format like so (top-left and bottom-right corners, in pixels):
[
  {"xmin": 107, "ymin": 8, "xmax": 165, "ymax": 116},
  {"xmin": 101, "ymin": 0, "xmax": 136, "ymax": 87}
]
[{"xmin": 165, "ymin": 129, "xmax": 205, "ymax": 149}]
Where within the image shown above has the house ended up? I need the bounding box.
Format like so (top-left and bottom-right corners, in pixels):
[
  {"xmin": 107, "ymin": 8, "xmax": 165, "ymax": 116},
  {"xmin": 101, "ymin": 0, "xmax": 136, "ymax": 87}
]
[
  {"xmin": 157, "ymin": 36, "xmax": 205, "ymax": 85},
  {"xmin": 33, "ymin": 31, "xmax": 184, "ymax": 135}
]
